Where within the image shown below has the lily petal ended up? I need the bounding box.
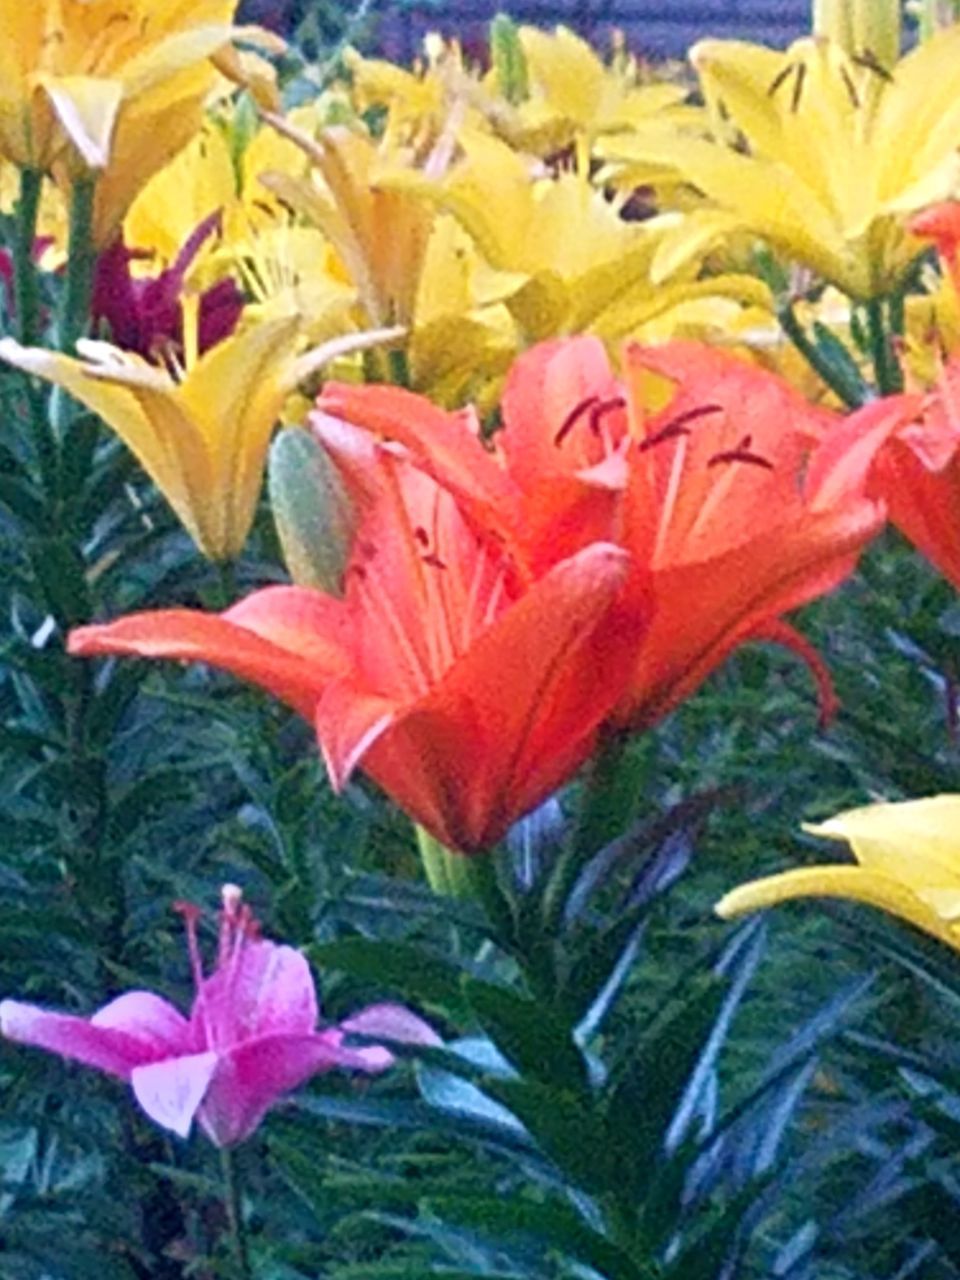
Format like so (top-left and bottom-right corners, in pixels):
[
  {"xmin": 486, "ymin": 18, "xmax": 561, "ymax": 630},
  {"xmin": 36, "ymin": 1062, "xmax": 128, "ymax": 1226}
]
[
  {"xmin": 131, "ymin": 1050, "xmax": 220, "ymax": 1139},
  {"xmin": 0, "ymin": 996, "xmax": 182, "ymax": 1079},
  {"xmin": 319, "ymin": 542, "xmax": 640, "ymax": 852},
  {"xmin": 69, "ymin": 593, "xmax": 352, "ymax": 720}
]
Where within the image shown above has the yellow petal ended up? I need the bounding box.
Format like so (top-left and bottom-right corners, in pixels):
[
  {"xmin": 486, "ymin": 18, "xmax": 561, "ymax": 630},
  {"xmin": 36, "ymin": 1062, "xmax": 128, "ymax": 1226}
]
[
  {"xmin": 716, "ymin": 865, "xmax": 955, "ymax": 947},
  {"xmin": 0, "ymin": 338, "xmax": 211, "ymax": 551},
  {"xmin": 804, "ymin": 794, "xmax": 960, "ymax": 888},
  {"xmin": 40, "ymin": 75, "xmax": 124, "ymax": 169}
]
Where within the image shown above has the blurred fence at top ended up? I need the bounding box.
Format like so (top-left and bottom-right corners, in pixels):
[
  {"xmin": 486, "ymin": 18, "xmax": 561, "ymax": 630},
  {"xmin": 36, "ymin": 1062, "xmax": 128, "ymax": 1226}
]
[{"xmin": 238, "ymin": 0, "xmax": 810, "ymax": 61}]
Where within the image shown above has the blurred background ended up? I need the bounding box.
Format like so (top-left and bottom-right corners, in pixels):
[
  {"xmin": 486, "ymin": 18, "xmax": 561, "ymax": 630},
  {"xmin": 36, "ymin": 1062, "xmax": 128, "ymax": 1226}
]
[{"xmin": 237, "ymin": 0, "xmax": 809, "ymax": 60}]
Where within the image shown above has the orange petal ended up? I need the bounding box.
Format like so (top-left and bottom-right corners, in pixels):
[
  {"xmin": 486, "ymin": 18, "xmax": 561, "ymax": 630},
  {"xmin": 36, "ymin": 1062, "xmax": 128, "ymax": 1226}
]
[
  {"xmin": 317, "ymin": 381, "xmax": 522, "ymax": 548},
  {"xmin": 335, "ymin": 543, "xmax": 642, "ymax": 853},
  {"xmin": 500, "ymin": 336, "xmax": 621, "ymax": 489},
  {"xmin": 69, "ymin": 591, "xmax": 352, "ymax": 720}
]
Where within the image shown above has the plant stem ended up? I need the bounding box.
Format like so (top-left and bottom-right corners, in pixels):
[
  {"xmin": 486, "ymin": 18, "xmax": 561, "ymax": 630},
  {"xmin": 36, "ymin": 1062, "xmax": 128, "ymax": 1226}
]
[
  {"xmin": 12, "ymin": 168, "xmax": 58, "ymax": 494},
  {"xmin": 57, "ymin": 177, "xmax": 96, "ymax": 354},
  {"xmin": 13, "ymin": 168, "xmax": 43, "ymax": 347},
  {"xmin": 865, "ymin": 296, "xmax": 902, "ymax": 394},
  {"xmin": 777, "ymin": 301, "xmax": 865, "ymax": 408},
  {"xmin": 220, "ymin": 1146, "xmax": 252, "ymax": 1280},
  {"xmin": 415, "ymin": 825, "xmax": 514, "ymax": 942}
]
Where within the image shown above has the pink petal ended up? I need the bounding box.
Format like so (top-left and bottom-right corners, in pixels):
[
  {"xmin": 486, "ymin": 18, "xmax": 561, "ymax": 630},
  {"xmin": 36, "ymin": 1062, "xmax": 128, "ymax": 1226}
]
[
  {"xmin": 196, "ymin": 1030, "xmax": 386, "ymax": 1146},
  {"xmin": 130, "ymin": 1051, "xmax": 220, "ymax": 1139},
  {"xmin": 1, "ymin": 996, "xmax": 182, "ymax": 1079},
  {"xmin": 91, "ymin": 991, "xmax": 190, "ymax": 1053},
  {"xmin": 340, "ymin": 1002, "xmax": 442, "ymax": 1050},
  {"xmin": 196, "ymin": 942, "xmax": 318, "ymax": 1050}
]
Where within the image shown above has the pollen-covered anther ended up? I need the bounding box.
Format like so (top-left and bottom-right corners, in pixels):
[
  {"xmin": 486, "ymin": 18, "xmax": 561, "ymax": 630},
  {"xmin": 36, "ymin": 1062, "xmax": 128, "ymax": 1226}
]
[
  {"xmin": 554, "ymin": 394, "xmax": 600, "ymax": 445},
  {"xmin": 707, "ymin": 434, "xmax": 774, "ymax": 470},
  {"xmin": 639, "ymin": 402, "xmax": 723, "ymax": 452}
]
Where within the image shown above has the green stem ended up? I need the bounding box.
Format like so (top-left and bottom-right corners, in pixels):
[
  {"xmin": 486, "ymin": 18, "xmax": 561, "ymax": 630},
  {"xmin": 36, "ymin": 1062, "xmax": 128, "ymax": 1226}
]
[
  {"xmin": 777, "ymin": 301, "xmax": 865, "ymax": 408},
  {"xmin": 865, "ymin": 297, "xmax": 902, "ymax": 394},
  {"xmin": 13, "ymin": 168, "xmax": 43, "ymax": 347},
  {"xmin": 11, "ymin": 168, "xmax": 58, "ymax": 495},
  {"xmin": 220, "ymin": 1146, "xmax": 252, "ymax": 1280},
  {"xmin": 57, "ymin": 177, "xmax": 96, "ymax": 354},
  {"xmin": 415, "ymin": 825, "xmax": 513, "ymax": 941}
]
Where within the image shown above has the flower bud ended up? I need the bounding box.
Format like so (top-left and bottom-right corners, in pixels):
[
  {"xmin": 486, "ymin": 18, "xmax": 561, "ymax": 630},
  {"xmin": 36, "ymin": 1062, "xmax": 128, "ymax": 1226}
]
[
  {"xmin": 268, "ymin": 427, "xmax": 355, "ymax": 594},
  {"xmin": 490, "ymin": 13, "xmax": 529, "ymax": 105},
  {"xmin": 814, "ymin": 0, "xmax": 900, "ymax": 69}
]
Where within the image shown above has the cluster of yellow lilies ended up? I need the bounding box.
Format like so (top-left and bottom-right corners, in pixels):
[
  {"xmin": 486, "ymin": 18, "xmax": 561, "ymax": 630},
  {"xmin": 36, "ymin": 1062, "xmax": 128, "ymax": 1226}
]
[{"xmin": 1, "ymin": 0, "xmax": 960, "ymax": 955}]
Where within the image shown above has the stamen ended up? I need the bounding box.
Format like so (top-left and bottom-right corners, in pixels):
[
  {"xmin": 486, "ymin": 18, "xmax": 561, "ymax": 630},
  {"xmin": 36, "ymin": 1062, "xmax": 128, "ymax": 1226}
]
[
  {"xmin": 850, "ymin": 49, "xmax": 894, "ymax": 81},
  {"xmin": 588, "ymin": 395, "xmax": 627, "ymax": 436},
  {"xmin": 767, "ymin": 61, "xmax": 796, "ymax": 99},
  {"xmin": 639, "ymin": 422, "xmax": 690, "ymax": 452},
  {"xmin": 555, "ymin": 395, "xmax": 600, "ymax": 446},
  {"xmin": 173, "ymin": 901, "xmax": 205, "ymax": 995},
  {"xmin": 640, "ymin": 402, "xmax": 722, "ymax": 451},
  {"xmin": 790, "ymin": 61, "xmax": 807, "ymax": 113},
  {"xmin": 839, "ymin": 64, "xmax": 860, "ymax": 108},
  {"xmin": 707, "ymin": 434, "xmax": 774, "ymax": 470}
]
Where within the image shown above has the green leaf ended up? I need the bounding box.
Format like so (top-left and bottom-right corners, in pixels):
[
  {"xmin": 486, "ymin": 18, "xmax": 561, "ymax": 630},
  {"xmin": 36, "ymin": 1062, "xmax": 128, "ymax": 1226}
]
[
  {"xmin": 310, "ymin": 938, "xmax": 473, "ymax": 1018},
  {"xmin": 424, "ymin": 1193, "xmax": 651, "ymax": 1280},
  {"xmin": 462, "ymin": 976, "xmax": 590, "ymax": 1094},
  {"xmin": 481, "ymin": 1077, "xmax": 612, "ymax": 1194},
  {"xmin": 604, "ymin": 976, "xmax": 727, "ymax": 1207}
]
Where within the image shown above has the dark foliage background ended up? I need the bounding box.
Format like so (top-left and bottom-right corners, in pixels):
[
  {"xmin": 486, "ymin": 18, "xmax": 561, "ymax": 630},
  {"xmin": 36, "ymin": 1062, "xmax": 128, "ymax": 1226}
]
[{"xmin": 1, "ymin": 3, "xmax": 960, "ymax": 1278}]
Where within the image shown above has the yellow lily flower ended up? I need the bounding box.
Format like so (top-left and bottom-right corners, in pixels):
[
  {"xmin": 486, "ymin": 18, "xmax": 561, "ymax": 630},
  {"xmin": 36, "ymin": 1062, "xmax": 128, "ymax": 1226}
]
[
  {"xmin": 122, "ymin": 119, "xmax": 238, "ymax": 270},
  {"xmin": 0, "ymin": 320, "xmax": 398, "ymax": 561},
  {"xmin": 717, "ymin": 795, "xmax": 960, "ymax": 951},
  {"xmin": 495, "ymin": 24, "xmax": 693, "ymax": 159},
  {"xmin": 604, "ymin": 28, "xmax": 960, "ymax": 299},
  {"xmin": 258, "ymin": 116, "xmax": 434, "ymax": 330},
  {"xmin": 382, "ymin": 130, "xmax": 770, "ymax": 344},
  {"xmin": 0, "ymin": 0, "xmax": 281, "ymax": 244}
]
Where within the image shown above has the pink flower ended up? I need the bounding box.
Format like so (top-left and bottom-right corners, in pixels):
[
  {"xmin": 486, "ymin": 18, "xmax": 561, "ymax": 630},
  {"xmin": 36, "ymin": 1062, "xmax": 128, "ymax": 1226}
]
[{"xmin": 0, "ymin": 887, "xmax": 438, "ymax": 1146}]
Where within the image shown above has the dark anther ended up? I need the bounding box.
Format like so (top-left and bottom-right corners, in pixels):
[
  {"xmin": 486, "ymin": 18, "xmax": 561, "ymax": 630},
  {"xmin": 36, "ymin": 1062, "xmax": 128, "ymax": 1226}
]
[
  {"xmin": 588, "ymin": 395, "xmax": 627, "ymax": 435},
  {"xmin": 413, "ymin": 527, "xmax": 430, "ymax": 546},
  {"xmin": 839, "ymin": 64, "xmax": 860, "ymax": 108},
  {"xmin": 555, "ymin": 395, "xmax": 600, "ymax": 446},
  {"xmin": 639, "ymin": 423, "xmax": 690, "ymax": 452},
  {"xmin": 639, "ymin": 402, "xmax": 722, "ymax": 452},
  {"xmin": 707, "ymin": 433, "xmax": 774, "ymax": 470},
  {"xmin": 421, "ymin": 553, "xmax": 448, "ymax": 570},
  {"xmin": 348, "ymin": 564, "xmax": 369, "ymax": 581},
  {"xmin": 767, "ymin": 61, "xmax": 796, "ymax": 98},
  {"xmin": 790, "ymin": 60, "xmax": 807, "ymax": 112},
  {"xmin": 851, "ymin": 48, "xmax": 894, "ymax": 82}
]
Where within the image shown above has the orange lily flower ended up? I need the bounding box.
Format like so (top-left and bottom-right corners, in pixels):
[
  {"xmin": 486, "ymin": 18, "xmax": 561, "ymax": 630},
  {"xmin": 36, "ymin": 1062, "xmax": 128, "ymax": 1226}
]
[
  {"xmin": 318, "ymin": 338, "xmax": 887, "ymax": 731},
  {"xmin": 69, "ymin": 446, "xmax": 644, "ymax": 854},
  {"xmin": 844, "ymin": 355, "xmax": 960, "ymax": 592}
]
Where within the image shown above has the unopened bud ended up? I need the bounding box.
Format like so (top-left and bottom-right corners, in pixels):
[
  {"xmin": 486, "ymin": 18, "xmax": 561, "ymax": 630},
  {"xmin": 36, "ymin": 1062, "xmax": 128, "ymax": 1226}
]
[
  {"xmin": 491, "ymin": 13, "xmax": 529, "ymax": 105},
  {"xmin": 268, "ymin": 427, "xmax": 356, "ymax": 595},
  {"xmin": 814, "ymin": 0, "xmax": 900, "ymax": 69}
]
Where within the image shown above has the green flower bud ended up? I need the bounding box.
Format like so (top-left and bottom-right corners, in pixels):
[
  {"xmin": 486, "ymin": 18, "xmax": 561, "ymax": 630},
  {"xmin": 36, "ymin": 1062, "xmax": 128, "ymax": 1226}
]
[
  {"xmin": 491, "ymin": 13, "xmax": 529, "ymax": 105},
  {"xmin": 268, "ymin": 427, "xmax": 355, "ymax": 594}
]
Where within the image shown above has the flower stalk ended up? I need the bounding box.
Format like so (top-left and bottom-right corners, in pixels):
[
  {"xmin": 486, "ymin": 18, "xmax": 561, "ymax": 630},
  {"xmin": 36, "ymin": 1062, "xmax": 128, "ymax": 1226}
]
[
  {"xmin": 13, "ymin": 169, "xmax": 43, "ymax": 348},
  {"xmin": 58, "ymin": 178, "xmax": 97, "ymax": 354},
  {"xmin": 221, "ymin": 1146, "xmax": 253, "ymax": 1280}
]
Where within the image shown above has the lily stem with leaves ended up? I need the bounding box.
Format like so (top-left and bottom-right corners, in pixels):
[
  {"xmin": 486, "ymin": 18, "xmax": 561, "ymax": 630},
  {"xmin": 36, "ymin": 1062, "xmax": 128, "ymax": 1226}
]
[
  {"xmin": 13, "ymin": 168, "xmax": 43, "ymax": 348},
  {"xmin": 865, "ymin": 297, "xmax": 903, "ymax": 395},
  {"xmin": 220, "ymin": 1146, "xmax": 253, "ymax": 1279},
  {"xmin": 777, "ymin": 300, "xmax": 865, "ymax": 408},
  {"xmin": 58, "ymin": 177, "xmax": 96, "ymax": 355},
  {"xmin": 12, "ymin": 167, "xmax": 57, "ymax": 493}
]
